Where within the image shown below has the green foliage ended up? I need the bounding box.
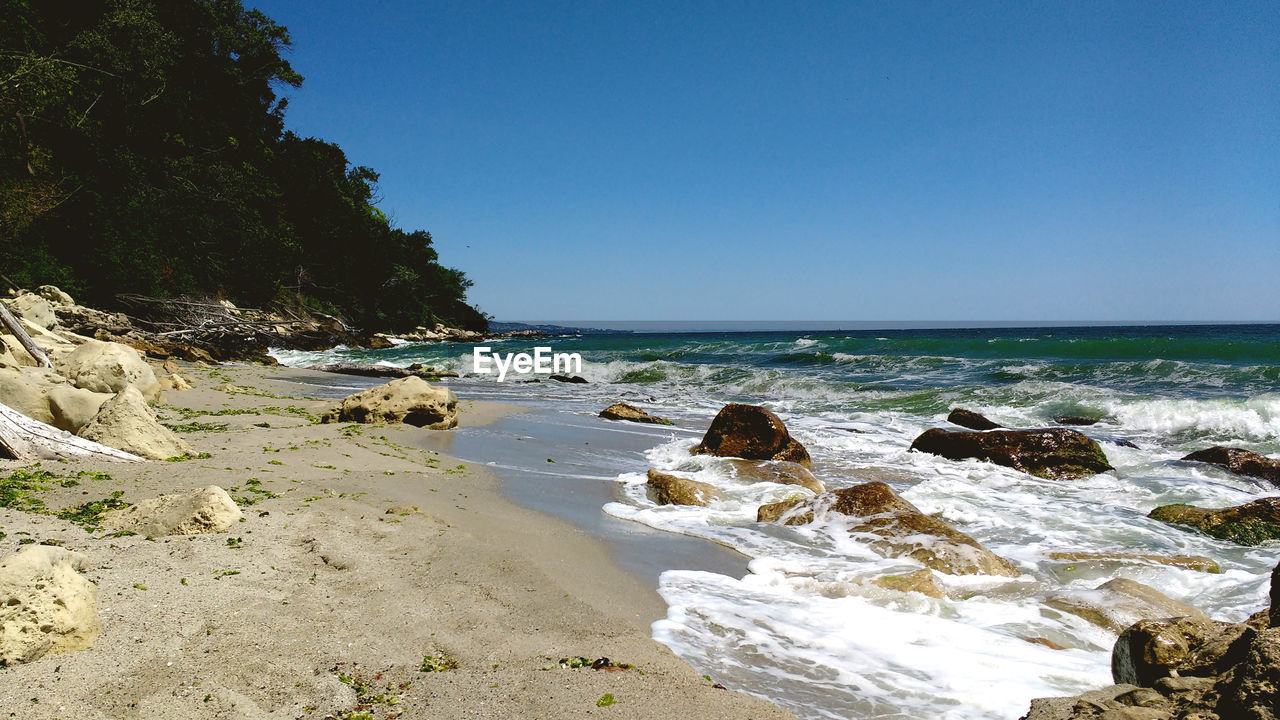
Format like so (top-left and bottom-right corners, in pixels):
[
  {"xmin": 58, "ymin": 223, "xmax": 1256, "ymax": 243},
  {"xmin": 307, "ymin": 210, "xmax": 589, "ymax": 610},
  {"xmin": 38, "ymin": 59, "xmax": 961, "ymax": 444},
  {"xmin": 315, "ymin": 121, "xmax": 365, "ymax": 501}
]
[
  {"xmin": 54, "ymin": 490, "xmax": 127, "ymax": 530},
  {"xmin": 0, "ymin": 0, "xmax": 483, "ymax": 331},
  {"xmin": 418, "ymin": 654, "xmax": 459, "ymax": 673},
  {"xmin": 596, "ymin": 693, "xmax": 616, "ymax": 707}
]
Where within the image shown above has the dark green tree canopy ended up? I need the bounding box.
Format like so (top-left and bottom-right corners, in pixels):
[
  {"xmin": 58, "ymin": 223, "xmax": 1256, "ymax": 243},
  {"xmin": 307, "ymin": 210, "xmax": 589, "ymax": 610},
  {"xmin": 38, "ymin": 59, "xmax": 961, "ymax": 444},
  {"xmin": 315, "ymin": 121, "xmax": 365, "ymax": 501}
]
[{"xmin": 0, "ymin": 0, "xmax": 484, "ymax": 331}]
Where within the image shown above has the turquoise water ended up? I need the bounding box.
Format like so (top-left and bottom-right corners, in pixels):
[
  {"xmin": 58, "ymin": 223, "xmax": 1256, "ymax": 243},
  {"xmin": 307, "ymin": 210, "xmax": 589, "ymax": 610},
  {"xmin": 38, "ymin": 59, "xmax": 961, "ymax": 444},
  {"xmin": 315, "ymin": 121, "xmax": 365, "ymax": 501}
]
[{"xmin": 275, "ymin": 323, "xmax": 1280, "ymax": 720}]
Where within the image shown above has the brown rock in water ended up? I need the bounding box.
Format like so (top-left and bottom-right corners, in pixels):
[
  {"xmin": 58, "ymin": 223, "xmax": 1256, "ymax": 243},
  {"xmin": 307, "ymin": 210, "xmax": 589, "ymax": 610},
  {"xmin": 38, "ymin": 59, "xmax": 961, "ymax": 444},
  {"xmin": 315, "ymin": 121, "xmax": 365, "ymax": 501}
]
[
  {"xmin": 310, "ymin": 362, "xmax": 445, "ymax": 379},
  {"xmin": 1055, "ymin": 415, "xmax": 1101, "ymax": 426},
  {"xmin": 549, "ymin": 374, "xmax": 588, "ymax": 383},
  {"xmin": 1047, "ymin": 578, "xmax": 1206, "ymax": 634},
  {"xmin": 599, "ymin": 402, "xmax": 672, "ymax": 425},
  {"xmin": 757, "ymin": 482, "xmax": 1019, "ymax": 577},
  {"xmin": 873, "ymin": 568, "xmax": 945, "ymax": 598},
  {"xmin": 646, "ymin": 469, "xmax": 721, "ymax": 507},
  {"xmin": 1181, "ymin": 446, "xmax": 1280, "ymax": 488},
  {"xmin": 908, "ymin": 427, "xmax": 1113, "ymax": 480},
  {"xmin": 727, "ymin": 459, "xmax": 825, "ymax": 494},
  {"xmin": 1112, "ymin": 616, "xmax": 1254, "ymax": 687},
  {"xmin": 1148, "ymin": 497, "xmax": 1280, "ymax": 546},
  {"xmin": 1047, "ymin": 551, "xmax": 1221, "ymax": 574},
  {"xmin": 947, "ymin": 408, "xmax": 1002, "ymax": 430},
  {"xmin": 694, "ymin": 403, "xmax": 811, "ymax": 467},
  {"xmin": 320, "ymin": 376, "xmax": 458, "ymax": 429}
]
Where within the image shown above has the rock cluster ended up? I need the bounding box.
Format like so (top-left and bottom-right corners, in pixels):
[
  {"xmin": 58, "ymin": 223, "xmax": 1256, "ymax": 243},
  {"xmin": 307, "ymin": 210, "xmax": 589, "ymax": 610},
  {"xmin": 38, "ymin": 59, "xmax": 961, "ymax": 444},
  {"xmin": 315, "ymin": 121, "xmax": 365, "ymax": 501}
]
[
  {"xmin": 1148, "ymin": 498, "xmax": 1280, "ymax": 546},
  {"xmin": 1181, "ymin": 446, "xmax": 1280, "ymax": 489},
  {"xmin": 1021, "ymin": 562, "xmax": 1280, "ymax": 720}
]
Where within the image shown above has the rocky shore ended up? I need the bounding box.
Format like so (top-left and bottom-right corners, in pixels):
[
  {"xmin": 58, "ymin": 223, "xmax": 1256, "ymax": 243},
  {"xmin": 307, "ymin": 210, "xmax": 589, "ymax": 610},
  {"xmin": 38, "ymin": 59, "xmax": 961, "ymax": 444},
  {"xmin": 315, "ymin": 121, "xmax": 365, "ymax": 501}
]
[{"xmin": 0, "ymin": 291, "xmax": 793, "ymax": 719}]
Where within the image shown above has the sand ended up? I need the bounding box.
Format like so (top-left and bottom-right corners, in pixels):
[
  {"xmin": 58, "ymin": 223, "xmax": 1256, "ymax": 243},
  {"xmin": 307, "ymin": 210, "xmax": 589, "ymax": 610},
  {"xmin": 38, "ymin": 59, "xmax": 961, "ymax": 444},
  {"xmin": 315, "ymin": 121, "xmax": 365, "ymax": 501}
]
[{"xmin": 0, "ymin": 363, "xmax": 794, "ymax": 719}]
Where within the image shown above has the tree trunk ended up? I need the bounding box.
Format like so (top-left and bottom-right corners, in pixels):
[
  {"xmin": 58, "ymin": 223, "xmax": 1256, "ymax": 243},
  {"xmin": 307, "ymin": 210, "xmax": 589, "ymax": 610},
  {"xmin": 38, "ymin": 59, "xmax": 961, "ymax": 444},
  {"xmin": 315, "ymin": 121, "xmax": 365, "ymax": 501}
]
[
  {"xmin": 0, "ymin": 402, "xmax": 143, "ymax": 462},
  {"xmin": 0, "ymin": 301, "xmax": 53, "ymax": 368}
]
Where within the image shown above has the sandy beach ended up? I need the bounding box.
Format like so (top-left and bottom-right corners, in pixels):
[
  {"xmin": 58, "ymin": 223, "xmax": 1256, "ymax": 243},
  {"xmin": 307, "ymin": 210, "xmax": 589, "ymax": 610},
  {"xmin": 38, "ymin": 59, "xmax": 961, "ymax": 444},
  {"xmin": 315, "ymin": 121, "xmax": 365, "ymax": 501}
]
[{"xmin": 0, "ymin": 362, "xmax": 794, "ymax": 720}]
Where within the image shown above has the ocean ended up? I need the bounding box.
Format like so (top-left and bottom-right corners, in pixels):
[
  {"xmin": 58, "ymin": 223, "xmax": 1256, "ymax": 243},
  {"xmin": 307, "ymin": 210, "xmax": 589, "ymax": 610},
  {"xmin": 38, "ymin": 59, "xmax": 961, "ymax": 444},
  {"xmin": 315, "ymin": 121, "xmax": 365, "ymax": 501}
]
[{"xmin": 272, "ymin": 323, "xmax": 1280, "ymax": 720}]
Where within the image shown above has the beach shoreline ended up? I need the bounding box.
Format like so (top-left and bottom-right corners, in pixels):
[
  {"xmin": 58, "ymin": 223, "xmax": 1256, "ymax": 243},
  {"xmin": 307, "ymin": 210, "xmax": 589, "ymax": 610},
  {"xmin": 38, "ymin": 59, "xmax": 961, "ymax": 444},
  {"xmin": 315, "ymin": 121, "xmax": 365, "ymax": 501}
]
[{"xmin": 0, "ymin": 362, "xmax": 794, "ymax": 719}]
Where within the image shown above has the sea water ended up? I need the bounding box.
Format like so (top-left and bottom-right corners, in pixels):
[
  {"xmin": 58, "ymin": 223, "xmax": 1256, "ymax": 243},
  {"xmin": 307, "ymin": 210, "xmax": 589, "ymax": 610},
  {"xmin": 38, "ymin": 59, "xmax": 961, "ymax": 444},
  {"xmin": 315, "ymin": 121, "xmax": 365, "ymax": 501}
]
[{"xmin": 273, "ymin": 323, "xmax": 1280, "ymax": 719}]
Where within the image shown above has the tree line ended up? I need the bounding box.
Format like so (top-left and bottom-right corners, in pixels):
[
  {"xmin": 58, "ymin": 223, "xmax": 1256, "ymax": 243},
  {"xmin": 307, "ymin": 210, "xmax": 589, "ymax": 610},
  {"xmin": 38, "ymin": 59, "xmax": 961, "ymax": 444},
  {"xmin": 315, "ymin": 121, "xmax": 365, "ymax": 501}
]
[{"xmin": 0, "ymin": 0, "xmax": 486, "ymax": 331}]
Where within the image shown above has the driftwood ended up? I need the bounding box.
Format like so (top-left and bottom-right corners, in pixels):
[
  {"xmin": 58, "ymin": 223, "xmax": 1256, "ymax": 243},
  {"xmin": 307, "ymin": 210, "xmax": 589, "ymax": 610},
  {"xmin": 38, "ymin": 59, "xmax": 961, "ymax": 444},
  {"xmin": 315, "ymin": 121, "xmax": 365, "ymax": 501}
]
[
  {"xmin": 0, "ymin": 301, "xmax": 52, "ymax": 368},
  {"xmin": 0, "ymin": 402, "xmax": 143, "ymax": 462}
]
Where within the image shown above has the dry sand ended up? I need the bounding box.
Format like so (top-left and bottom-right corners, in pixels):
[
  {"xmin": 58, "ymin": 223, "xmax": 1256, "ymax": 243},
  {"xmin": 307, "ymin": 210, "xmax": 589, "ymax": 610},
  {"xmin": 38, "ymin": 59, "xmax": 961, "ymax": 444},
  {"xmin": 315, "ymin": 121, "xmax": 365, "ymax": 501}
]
[{"xmin": 0, "ymin": 363, "xmax": 794, "ymax": 719}]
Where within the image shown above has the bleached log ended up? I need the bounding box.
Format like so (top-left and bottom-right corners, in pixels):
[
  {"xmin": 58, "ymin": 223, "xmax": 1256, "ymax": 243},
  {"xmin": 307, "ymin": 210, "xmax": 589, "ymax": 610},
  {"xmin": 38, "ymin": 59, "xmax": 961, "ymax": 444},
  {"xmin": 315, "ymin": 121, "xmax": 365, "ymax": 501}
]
[
  {"xmin": 0, "ymin": 302, "xmax": 52, "ymax": 368},
  {"xmin": 0, "ymin": 402, "xmax": 143, "ymax": 462}
]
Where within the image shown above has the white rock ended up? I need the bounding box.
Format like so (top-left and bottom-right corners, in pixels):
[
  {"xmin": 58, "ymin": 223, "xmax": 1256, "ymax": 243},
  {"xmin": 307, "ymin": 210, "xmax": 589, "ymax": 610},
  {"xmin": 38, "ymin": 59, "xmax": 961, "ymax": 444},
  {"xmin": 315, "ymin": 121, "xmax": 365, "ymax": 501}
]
[
  {"xmin": 0, "ymin": 364, "xmax": 67, "ymax": 425},
  {"xmin": 0, "ymin": 545, "xmax": 99, "ymax": 666},
  {"xmin": 320, "ymin": 375, "xmax": 458, "ymax": 429},
  {"xmin": 56, "ymin": 339, "xmax": 159, "ymax": 400},
  {"xmin": 77, "ymin": 385, "xmax": 192, "ymax": 460},
  {"xmin": 4, "ymin": 293, "xmax": 56, "ymax": 330},
  {"xmin": 46, "ymin": 384, "xmax": 112, "ymax": 433},
  {"xmin": 102, "ymin": 485, "xmax": 242, "ymax": 537}
]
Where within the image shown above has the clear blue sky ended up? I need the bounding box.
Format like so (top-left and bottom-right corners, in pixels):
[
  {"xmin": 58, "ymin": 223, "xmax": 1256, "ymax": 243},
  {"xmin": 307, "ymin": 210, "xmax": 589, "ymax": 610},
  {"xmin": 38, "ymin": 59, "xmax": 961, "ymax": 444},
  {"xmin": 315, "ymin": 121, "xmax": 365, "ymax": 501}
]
[{"xmin": 252, "ymin": 0, "xmax": 1278, "ymax": 323}]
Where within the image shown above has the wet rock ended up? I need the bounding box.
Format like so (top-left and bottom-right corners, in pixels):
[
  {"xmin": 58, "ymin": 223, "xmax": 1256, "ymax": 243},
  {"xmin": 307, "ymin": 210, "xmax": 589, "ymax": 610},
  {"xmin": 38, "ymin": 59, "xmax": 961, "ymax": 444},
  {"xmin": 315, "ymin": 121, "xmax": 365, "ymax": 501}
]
[
  {"xmin": 873, "ymin": 568, "xmax": 945, "ymax": 598},
  {"xmin": 757, "ymin": 482, "xmax": 1019, "ymax": 576},
  {"xmin": 320, "ymin": 376, "xmax": 458, "ymax": 429},
  {"xmin": 1047, "ymin": 551, "xmax": 1221, "ymax": 574},
  {"xmin": 1272, "ymin": 564, "xmax": 1280, "ymax": 628},
  {"xmin": 1112, "ymin": 616, "xmax": 1253, "ymax": 686},
  {"xmin": 1148, "ymin": 498, "xmax": 1280, "ymax": 546},
  {"xmin": 77, "ymin": 385, "xmax": 194, "ymax": 460},
  {"xmin": 947, "ymin": 408, "xmax": 1002, "ymax": 430},
  {"xmin": 1047, "ymin": 578, "xmax": 1206, "ymax": 634},
  {"xmin": 599, "ymin": 402, "xmax": 672, "ymax": 425},
  {"xmin": 0, "ymin": 545, "xmax": 99, "ymax": 666},
  {"xmin": 646, "ymin": 469, "xmax": 721, "ymax": 507},
  {"xmin": 102, "ymin": 485, "xmax": 242, "ymax": 537},
  {"xmin": 694, "ymin": 403, "xmax": 811, "ymax": 467},
  {"xmin": 727, "ymin": 459, "xmax": 825, "ymax": 494},
  {"xmin": 56, "ymin": 339, "xmax": 160, "ymax": 400},
  {"xmin": 1025, "ymin": 636, "xmax": 1068, "ymax": 651},
  {"xmin": 908, "ymin": 427, "xmax": 1114, "ymax": 480},
  {"xmin": 1182, "ymin": 446, "xmax": 1280, "ymax": 489},
  {"xmin": 1217, "ymin": 627, "xmax": 1280, "ymax": 720},
  {"xmin": 1020, "ymin": 684, "xmax": 1143, "ymax": 720},
  {"xmin": 549, "ymin": 374, "xmax": 588, "ymax": 383},
  {"xmin": 1056, "ymin": 416, "xmax": 1102, "ymax": 426}
]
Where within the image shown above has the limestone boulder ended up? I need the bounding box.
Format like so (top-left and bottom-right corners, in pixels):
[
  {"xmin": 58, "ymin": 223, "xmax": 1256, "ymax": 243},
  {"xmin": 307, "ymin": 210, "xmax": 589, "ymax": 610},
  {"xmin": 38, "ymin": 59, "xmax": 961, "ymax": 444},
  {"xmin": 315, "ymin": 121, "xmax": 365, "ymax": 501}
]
[
  {"xmin": 758, "ymin": 481, "xmax": 1019, "ymax": 577},
  {"xmin": 909, "ymin": 427, "xmax": 1114, "ymax": 480},
  {"xmin": 646, "ymin": 469, "xmax": 721, "ymax": 507},
  {"xmin": 599, "ymin": 402, "xmax": 672, "ymax": 425},
  {"xmin": 102, "ymin": 485, "xmax": 241, "ymax": 537},
  {"xmin": 0, "ymin": 546, "xmax": 99, "ymax": 666},
  {"xmin": 46, "ymin": 384, "xmax": 111, "ymax": 433},
  {"xmin": 1148, "ymin": 497, "xmax": 1280, "ymax": 546},
  {"xmin": 56, "ymin": 339, "xmax": 159, "ymax": 400},
  {"xmin": 1046, "ymin": 578, "xmax": 1207, "ymax": 634},
  {"xmin": 320, "ymin": 376, "xmax": 458, "ymax": 429},
  {"xmin": 52, "ymin": 304, "xmax": 132, "ymax": 336},
  {"xmin": 77, "ymin": 385, "xmax": 193, "ymax": 460},
  {"xmin": 1182, "ymin": 446, "xmax": 1280, "ymax": 489},
  {"xmin": 728, "ymin": 459, "xmax": 825, "ymax": 494},
  {"xmin": 694, "ymin": 403, "xmax": 811, "ymax": 467},
  {"xmin": 873, "ymin": 569, "xmax": 945, "ymax": 598},
  {"xmin": 35, "ymin": 285, "xmax": 74, "ymax": 306},
  {"xmin": 947, "ymin": 408, "xmax": 1002, "ymax": 430},
  {"xmin": 1046, "ymin": 551, "xmax": 1221, "ymax": 574},
  {"xmin": 0, "ymin": 364, "xmax": 66, "ymax": 425},
  {"xmin": 4, "ymin": 293, "xmax": 56, "ymax": 330}
]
